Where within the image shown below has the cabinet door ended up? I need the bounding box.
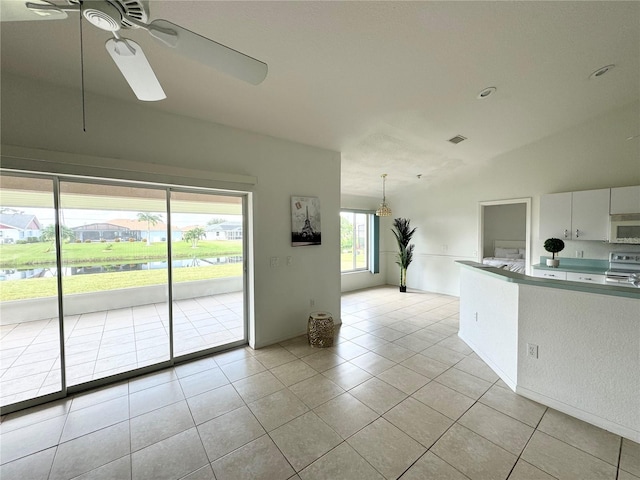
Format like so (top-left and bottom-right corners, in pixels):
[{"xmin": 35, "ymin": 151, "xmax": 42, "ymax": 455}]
[
  {"xmin": 571, "ymin": 189, "xmax": 610, "ymax": 241},
  {"xmin": 532, "ymin": 268, "xmax": 567, "ymax": 280},
  {"xmin": 566, "ymin": 272, "xmax": 606, "ymax": 284},
  {"xmin": 539, "ymin": 192, "xmax": 572, "ymax": 240},
  {"xmin": 611, "ymin": 186, "xmax": 640, "ymax": 214}
]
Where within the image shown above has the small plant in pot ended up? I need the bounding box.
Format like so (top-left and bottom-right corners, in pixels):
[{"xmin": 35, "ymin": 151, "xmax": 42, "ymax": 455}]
[
  {"xmin": 391, "ymin": 218, "xmax": 416, "ymax": 292},
  {"xmin": 544, "ymin": 238, "xmax": 565, "ymax": 268}
]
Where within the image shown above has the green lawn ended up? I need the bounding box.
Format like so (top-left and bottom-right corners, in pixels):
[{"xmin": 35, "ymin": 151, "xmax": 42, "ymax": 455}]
[
  {"xmin": 340, "ymin": 251, "xmax": 367, "ymax": 272},
  {"xmin": 0, "ymin": 263, "xmax": 243, "ymax": 301},
  {"xmin": 0, "ymin": 240, "xmax": 243, "ymax": 268}
]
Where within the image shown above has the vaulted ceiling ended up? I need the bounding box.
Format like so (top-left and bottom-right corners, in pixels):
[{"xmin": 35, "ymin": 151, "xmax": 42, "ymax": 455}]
[{"xmin": 1, "ymin": 1, "xmax": 638, "ymax": 196}]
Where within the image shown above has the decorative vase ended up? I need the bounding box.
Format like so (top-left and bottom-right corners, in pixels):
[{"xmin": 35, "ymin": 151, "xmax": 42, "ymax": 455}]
[{"xmin": 546, "ymin": 258, "xmax": 560, "ymax": 268}]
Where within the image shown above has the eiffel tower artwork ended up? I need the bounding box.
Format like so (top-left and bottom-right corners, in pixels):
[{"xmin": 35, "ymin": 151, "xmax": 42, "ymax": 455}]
[{"xmin": 291, "ymin": 196, "xmax": 321, "ymax": 246}]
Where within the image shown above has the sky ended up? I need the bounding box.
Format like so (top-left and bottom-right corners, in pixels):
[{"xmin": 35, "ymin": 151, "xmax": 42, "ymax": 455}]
[{"xmin": 2, "ymin": 208, "xmax": 240, "ymax": 229}]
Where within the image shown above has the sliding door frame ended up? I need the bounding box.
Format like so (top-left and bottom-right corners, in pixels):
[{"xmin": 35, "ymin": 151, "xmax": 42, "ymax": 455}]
[{"xmin": 0, "ymin": 169, "xmax": 250, "ymax": 415}]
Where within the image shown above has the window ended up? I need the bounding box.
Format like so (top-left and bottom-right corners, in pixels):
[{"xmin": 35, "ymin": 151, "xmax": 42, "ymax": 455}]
[{"xmin": 340, "ymin": 211, "xmax": 369, "ymax": 272}]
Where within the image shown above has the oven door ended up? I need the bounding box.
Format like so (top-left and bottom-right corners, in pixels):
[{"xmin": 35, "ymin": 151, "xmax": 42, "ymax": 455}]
[{"xmin": 605, "ymin": 272, "xmax": 635, "ymax": 287}]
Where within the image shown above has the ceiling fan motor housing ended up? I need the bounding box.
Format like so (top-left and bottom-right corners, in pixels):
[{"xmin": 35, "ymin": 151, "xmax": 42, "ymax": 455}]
[{"xmin": 81, "ymin": 0, "xmax": 148, "ymax": 31}]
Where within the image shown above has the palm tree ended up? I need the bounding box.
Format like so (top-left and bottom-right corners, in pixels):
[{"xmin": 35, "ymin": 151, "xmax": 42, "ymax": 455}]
[
  {"xmin": 137, "ymin": 212, "xmax": 162, "ymax": 246},
  {"xmin": 391, "ymin": 218, "xmax": 417, "ymax": 292},
  {"xmin": 184, "ymin": 227, "xmax": 206, "ymax": 248},
  {"xmin": 41, "ymin": 224, "xmax": 76, "ymax": 243}
]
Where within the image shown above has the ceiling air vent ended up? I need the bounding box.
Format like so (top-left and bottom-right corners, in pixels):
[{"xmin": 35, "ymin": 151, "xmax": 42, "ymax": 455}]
[{"xmin": 448, "ymin": 135, "xmax": 467, "ymax": 144}]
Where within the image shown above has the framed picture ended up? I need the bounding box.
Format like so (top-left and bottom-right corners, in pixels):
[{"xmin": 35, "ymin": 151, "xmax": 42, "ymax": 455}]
[{"xmin": 291, "ymin": 196, "xmax": 321, "ymax": 246}]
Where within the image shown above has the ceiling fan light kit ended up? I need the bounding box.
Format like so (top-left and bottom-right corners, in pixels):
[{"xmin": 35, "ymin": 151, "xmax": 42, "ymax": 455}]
[{"xmin": 3, "ymin": 0, "xmax": 268, "ymax": 102}]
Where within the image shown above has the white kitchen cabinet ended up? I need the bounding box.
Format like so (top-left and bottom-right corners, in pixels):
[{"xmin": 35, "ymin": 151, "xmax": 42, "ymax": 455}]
[
  {"xmin": 571, "ymin": 189, "xmax": 610, "ymax": 241},
  {"xmin": 532, "ymin": 268, "xmax": 567, "ymax": 280},
  {"xmin": 565, "ymin": 272, "xmax": 606, "ymax": 285},
  {"xmin": 539, "ymin": 188, "xmax": 610, "ymax": 241},
  {"xmin": 610, "ymin": 186, "xmax": 640, "ymax": 214},
  {"xmin": 539, "ymin": 192, "xmax": 572, "ymax": 240}
]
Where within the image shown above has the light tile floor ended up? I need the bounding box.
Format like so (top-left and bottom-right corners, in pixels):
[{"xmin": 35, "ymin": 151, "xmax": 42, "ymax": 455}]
[
  {"xmin": 1, "ymin": 286, "xmax": 638, "ymax": 480},
  {"xmin": 0, "ymin": 293, "xmax": 243, "ymax": 406}
]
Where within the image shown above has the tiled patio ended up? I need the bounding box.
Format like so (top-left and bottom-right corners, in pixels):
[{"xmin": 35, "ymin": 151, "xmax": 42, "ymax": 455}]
[
  {"xmin": 0, "ymin": 292, "xmax": 244, "ymax": 407},
  {"xmin": 0, "ymin": 285, "xmax": 637, "ymax": 480}
]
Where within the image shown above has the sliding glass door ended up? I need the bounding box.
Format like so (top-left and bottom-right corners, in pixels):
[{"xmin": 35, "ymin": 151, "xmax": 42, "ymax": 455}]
[
  {"xmin": 170, "ymin": 190, "xmax": 246, "ymax": 357},
  {"xmin": 0, "ymin": 175, "xmax": 63, "ymax": 407},
  {"xmin": 59, "ymin": 181, "xmax": 170, "ymax": 385},
  {"xmin": 0, "ymin": 171, "xmax": 248, "ymax": 412}
]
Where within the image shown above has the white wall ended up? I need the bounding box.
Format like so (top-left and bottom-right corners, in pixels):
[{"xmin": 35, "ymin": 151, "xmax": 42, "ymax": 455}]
[
  {"xmin": 459, "ymin": 267, "xmax": 519, "ymax": 388},
  {"xmin": 390, "ymin": 101, "xmax": 640, "ymax": 295},
  {"xmin": 1, "ymin": 73, "xmax": 341, "ymax": 348},
  {"xmin": 517, "ymin": 284, "xmax": 640, "ymax": 441},
  {"xmin": 459, "ymin": 264, "xmax": 640, "ymax": 441}
]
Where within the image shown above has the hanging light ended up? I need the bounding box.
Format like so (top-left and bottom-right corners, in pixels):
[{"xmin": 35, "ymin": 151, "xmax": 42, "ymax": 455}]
[{"xmin": 375, "ymin": 174, "xmax": 392, "ymax": 217}]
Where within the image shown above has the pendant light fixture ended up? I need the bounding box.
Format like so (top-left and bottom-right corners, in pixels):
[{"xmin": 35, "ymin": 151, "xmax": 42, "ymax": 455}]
[{"xmin": 375, "ymin": 174, "xmax": 392, "ymax": 217}]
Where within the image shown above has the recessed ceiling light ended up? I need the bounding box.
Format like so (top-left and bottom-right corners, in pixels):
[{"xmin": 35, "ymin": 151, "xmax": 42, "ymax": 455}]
[
  {"xmin": 589, "ymin": 64, "xmax": 615, "ymax": 80},
  {"xmin": 477, "ymin": 87, "xmax": 496, "ymax": 99}
]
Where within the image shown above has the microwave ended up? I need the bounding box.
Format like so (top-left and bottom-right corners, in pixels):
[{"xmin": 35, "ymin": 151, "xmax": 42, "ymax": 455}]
[{"xmin": 610, "ymin": 214, "xmax": 640, "ymax": 244}]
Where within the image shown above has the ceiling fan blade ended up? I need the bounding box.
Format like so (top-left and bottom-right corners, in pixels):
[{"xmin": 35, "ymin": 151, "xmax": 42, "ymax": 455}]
[
  {"xmin": 105, "ymin": 38, "xmax": 166, "ymax": 101},
  {"xmin": 1, "ymin": 0, "xmax": 67, "ymax": 22},
  {"xmin": 147, "ymin": 19, "xmax": 268, "ymax": 85}
]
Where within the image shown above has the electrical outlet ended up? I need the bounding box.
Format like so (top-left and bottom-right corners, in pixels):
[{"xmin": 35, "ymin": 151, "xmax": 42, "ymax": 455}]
[
  {"xmin": 527, "ymin": 343, "xmax": 539, "ymax": 358},
  {"xmin": 575, "ymin": 250, "xmax": 583, "ymax": 258},
  {"xmin": 310, "ymin": 299, "xmax": 315, "ymax": 307},
  {"xmin": 286, "ymin": 256, "xmax": 293, "ymax": 266},
  {"xmin": 270, "ymin": 256, "xmax": 280, "ymax": 268}
]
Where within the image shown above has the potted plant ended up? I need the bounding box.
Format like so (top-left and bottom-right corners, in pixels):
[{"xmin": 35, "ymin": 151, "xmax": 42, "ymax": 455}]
[
  {"xmin": 544, "ymin": 238, "xmax": 565, "ymax": 268},
  {"xmin": 392, "ymin": 218, "xmax": 416, "ymax": 292}
]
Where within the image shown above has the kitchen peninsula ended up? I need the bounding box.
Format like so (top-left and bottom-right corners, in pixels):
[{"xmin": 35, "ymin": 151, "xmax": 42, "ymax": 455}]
[{"xmin": 457, "ymin": 261, "xmax": 639, "ymax": 442}]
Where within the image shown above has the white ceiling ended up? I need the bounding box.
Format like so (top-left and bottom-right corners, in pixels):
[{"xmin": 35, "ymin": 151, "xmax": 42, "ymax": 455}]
[{"xmin": 1, "ymin": 1, "xmax": 639, "ymax": 197}]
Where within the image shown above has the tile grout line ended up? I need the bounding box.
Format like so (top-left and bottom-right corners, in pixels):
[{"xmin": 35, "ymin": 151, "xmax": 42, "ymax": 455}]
[
  {"xmin": 615, "ymin": 436, "xmax": 623, "ymax": 480},
  {"xmin": 502, "ymin": 404, "xmax": 554, "ymax": 479}
]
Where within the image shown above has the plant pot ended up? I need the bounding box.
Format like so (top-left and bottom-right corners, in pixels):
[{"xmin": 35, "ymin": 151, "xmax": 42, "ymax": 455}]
[
  {"xmin": 399, "ymin": 285, "xmax": 407, "ymax": 293},
  {"xmin": 546, "ymin": 258, "xmax": 560, "ymax": 268}
]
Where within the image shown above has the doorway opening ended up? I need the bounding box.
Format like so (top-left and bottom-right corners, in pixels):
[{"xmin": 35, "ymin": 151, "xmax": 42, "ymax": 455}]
[{"xmin": 478, "ymin": 198, "xmax": 531, "ymax": 275}]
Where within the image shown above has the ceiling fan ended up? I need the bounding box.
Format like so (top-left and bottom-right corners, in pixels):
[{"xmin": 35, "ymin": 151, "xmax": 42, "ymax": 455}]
[{"xmin": 1, "ymin": 0, "xmax": 268, "ymax": 101}]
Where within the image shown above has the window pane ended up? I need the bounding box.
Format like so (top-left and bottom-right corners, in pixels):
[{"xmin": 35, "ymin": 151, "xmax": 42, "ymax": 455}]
[
  {"xmin": 170, "ymin": 190, "xmax": 245, "ymax": 356},
  {"xmin": 355, "ymin": 213, "xmax": 368, "ymax": 270},
  {"xmin": 340, "ymin": 211, "xmax": 369, "ymax": 273},
  {"xmin": 340, "ymin": 212, "xmax": 355, "ymax": 272},
  {"xmin": 59, "ymin": 182, "xmax": 170, "ymax": 385},
  {"xmin": 0, "ymin": 174, "xmax": 62, "ymax": 406}
]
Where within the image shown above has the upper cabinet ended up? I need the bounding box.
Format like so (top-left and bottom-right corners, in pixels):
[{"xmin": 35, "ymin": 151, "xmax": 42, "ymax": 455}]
[
  {"xmin": 571, "ymin": 189, "xmax": 610, "ymax": 240},
  {"xmin": 611, "ymin": 186, "xmax": 640, "ymax": 214},
  {"xmin": 540, "ymin": 188, "xmax": 610, "ymax": 241},
  {"xmin": 539, "ymin": 192, "xmax": 572, "ymax": 240}
]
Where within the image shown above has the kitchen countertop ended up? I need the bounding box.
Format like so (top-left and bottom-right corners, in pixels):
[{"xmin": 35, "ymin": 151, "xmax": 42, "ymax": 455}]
[
  {"xmin": 457, "ymin": 261, "xmax": 640, "ymax": 299},
  {"xmin": 532, "ymin": 257, "xmax": 609, "ymax": 275},
  {"xmin": 531, "ymin": 263, "xmax": 608, "ymax": 275}
]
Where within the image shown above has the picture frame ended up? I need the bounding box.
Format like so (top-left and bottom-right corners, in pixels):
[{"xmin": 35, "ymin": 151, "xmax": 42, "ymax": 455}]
[{"xmin": 291, "ymin": 196, "xmax": 321, "ymax": 246}]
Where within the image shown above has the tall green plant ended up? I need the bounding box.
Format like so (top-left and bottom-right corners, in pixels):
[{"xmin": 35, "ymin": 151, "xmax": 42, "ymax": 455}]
[
  {"xmin": 137, "ymin": 212, "xmax": 162, "ymax": 246},
  {"xmin": 391, "ymin": 218, "xmax": 417, "ymax": 291}
]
